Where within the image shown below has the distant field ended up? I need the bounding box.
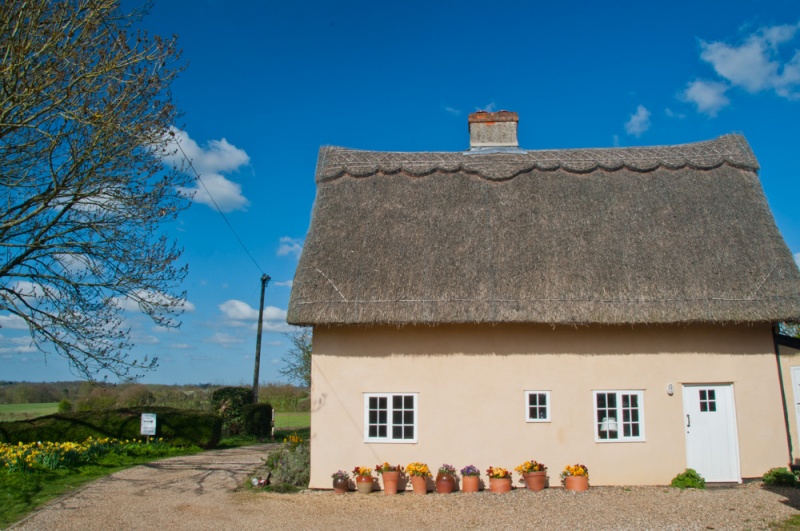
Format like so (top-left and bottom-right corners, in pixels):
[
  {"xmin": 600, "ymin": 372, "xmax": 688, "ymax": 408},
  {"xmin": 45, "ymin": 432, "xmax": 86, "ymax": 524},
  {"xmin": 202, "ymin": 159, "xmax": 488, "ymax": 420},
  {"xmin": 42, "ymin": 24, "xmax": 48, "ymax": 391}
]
[
  {"xmin": 274, "ymin": 412, "xmax": 310, "ymax": 429},
  {"xmin": 0, "ymin": 402, "xmax": 59, "ymax": 422}
]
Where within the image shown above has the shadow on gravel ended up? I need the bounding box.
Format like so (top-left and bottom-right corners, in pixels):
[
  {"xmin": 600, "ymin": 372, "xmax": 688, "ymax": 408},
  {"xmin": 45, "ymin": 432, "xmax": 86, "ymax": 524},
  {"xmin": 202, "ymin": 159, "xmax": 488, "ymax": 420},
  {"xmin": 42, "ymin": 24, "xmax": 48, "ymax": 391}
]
[{"xmin": 763, "ymin": 486, "xmax": 800, "ymax": 511}]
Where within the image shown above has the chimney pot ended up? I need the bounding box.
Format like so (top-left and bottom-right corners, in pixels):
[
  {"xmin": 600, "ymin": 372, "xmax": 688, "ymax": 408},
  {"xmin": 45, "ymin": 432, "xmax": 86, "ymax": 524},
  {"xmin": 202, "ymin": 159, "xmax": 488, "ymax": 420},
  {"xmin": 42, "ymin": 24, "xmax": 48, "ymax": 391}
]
[{"xmin": 468, "ymin": 111, "xmax": 519, "ymax": 149}]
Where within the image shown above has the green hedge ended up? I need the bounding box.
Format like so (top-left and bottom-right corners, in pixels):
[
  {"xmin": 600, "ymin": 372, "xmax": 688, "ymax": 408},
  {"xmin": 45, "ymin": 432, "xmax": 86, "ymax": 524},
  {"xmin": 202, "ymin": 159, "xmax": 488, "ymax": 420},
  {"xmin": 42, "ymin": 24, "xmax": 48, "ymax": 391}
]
[
  {"xmin": 0, "ymin": 407, "xmax": 222, "ymax": 448},
  {"xmin": 242, "ymin": 403, "xmax": 273, "ymax": 438}
]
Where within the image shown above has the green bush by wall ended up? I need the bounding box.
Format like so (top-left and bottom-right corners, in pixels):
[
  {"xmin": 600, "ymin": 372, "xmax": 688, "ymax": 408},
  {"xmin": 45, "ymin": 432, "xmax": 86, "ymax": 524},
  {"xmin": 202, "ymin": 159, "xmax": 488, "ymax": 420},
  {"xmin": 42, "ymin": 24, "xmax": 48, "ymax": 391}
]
[
  {"xmin": 0, "ymin": 406, "xmax": 221, "ymax": 448},
  {"xmin": 242, "ymin": 403, "xmax": 273, "ymax": 438}
]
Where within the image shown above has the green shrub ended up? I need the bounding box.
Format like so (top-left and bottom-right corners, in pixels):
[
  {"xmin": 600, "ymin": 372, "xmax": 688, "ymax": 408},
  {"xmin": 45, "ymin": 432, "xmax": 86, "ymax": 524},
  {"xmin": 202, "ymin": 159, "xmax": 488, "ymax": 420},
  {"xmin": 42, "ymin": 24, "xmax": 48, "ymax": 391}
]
[
  {"xmin": 57, "ymin": 399, "xmax": 72, "ymax": 413},
  {"xmin": 763, "ymin": 467, "xmax": 798, "ymax": 487},
  {"xmin": 242, "ymin": 403, "xmax": 273, "ymax": 438},
  {"xmin": 670, "ymin": 468, "xmax": 706, "ymax": 489},
  {"xmin": 210, "ymin": 387, "xmax": 253, "ymax": 436},
  {"xmin": 263, "ymin": 437, "xmax": 309, "ymax": 488},
  {"xmin": 0, "ymin": 407, "xmax": 222, "ymax": 448}
]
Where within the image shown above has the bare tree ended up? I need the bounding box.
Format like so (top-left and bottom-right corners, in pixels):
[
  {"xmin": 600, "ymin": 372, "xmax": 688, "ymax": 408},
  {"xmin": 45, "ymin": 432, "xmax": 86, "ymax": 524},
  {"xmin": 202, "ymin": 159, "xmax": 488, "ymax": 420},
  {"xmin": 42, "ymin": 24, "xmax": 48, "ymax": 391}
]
[
  {"xmin": 279, "ymin": 328, "xmax": 311, "ymax": 388},
  {"xmin": 0, "ymin": 0, "xmax": 190, "ymax": 379}
]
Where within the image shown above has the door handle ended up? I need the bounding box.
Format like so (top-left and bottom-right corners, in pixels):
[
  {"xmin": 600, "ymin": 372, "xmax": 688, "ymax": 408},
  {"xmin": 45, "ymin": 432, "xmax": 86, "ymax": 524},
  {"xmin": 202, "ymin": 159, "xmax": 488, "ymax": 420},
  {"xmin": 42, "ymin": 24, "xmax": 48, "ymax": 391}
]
[{"xmin": 686, "ymin": 414, "xmax": 691, "ymax": 428}]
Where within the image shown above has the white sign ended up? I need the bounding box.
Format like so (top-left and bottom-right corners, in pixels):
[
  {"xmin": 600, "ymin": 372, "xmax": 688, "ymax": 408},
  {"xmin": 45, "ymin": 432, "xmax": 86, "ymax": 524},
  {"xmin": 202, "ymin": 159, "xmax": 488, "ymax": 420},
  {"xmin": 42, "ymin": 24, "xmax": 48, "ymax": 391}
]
[{"xmin": 140, "ymin": 413, "xmax": 157, "ymax": 436}]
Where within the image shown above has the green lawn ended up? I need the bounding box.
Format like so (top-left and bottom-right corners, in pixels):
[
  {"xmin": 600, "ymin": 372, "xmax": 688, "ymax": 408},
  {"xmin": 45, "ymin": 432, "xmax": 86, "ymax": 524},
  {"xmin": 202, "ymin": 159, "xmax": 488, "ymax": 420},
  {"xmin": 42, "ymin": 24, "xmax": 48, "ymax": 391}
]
[
  {"xmin": 274, "ymin": 412, "xmax": 309, "ymax": 429},
  {"xmin": 0, "ymin": 403, "xmax": 59, "ymax": 422}
]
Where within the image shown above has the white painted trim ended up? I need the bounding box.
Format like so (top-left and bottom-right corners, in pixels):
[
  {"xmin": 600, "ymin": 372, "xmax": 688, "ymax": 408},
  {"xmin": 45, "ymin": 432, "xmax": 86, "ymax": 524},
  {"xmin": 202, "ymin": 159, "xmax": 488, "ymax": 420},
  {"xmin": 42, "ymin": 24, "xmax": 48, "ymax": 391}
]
[
  {"xmin": 363, "ymin": 392, "xmax": 418, "ymax": 444},
  {"xmin": 524, "ymin": 390, "xmax": 551, "ymax": 423},
  {"xmin": 592, "ymin": 390, "xmax": 646, "ymax": 443}
]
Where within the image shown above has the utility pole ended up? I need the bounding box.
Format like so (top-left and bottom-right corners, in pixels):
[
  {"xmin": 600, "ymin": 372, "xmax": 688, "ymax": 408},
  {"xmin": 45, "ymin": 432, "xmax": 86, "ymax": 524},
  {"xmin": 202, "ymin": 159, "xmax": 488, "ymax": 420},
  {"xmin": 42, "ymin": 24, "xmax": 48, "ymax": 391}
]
[{"xmin": 252, "ymin": 274, "xmax": 270, "ymax": 403}]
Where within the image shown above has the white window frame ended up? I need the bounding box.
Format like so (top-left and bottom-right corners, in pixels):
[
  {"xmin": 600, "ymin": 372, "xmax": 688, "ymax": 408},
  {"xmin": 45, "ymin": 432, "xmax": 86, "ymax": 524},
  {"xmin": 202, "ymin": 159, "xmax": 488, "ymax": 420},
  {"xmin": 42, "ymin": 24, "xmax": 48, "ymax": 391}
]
[
  {"xmin": 364, "ymin": 393, "xmax": 418, "ymax": 443},
  {"xmin": 524, "ymin": 390, "xmax": 551, "ymax": 422},
  {"xmin": 593, "ymin": 390, "xmax": 645, "ymax": 442}
]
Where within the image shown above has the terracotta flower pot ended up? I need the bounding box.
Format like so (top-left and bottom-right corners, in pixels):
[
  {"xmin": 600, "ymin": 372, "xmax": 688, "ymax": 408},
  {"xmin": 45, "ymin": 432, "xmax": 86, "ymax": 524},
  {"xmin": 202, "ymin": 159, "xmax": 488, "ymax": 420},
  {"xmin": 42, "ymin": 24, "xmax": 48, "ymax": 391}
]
[
  {"xmin": 564, "ymin": 475, "xmax": 589, "ymax": 492},
  {"xmin": 410, "ymin": 475, "xmax": 428, "ymax": 494},
  {"xmin": 333, "ymin": 477, "xmax": 349, "ymax": 494},
  {"xmin": 461, "ymin": 475, "xmax": 480, "ymax": 493},
  {"xmin": 489, "ymin": 477, "xmax": 512, "ymax": 493},
  {"xmin": 435, "ymin": 473, "xmax": 455, "ymax": 494},
  {"xmin": 381, "ymin": 471, "xmax": 400, "ymax": 495},
  {"xmin": 355, "ymin": 475, "xmax": 374, "ymax": 494},
  {"xmin": 522, "ymin": 471, "xmax": 547, "ymax": 492}
]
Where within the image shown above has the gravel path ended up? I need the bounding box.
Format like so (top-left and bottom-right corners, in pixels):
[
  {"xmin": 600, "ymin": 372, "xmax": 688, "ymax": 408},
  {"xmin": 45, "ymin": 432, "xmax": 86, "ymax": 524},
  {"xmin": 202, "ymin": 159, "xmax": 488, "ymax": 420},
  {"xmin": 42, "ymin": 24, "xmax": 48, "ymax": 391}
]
[{"xmin": 10, "ymin": 445, "xmax": 800, "ymax": 530}]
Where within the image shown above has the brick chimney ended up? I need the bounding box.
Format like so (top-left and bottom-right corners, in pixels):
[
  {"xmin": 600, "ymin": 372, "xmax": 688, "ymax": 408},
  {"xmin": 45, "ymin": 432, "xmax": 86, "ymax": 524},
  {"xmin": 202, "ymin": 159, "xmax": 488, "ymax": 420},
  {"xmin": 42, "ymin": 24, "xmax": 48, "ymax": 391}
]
[{"xmin": 468, "ymin": 111, "xmax": 519, "ymax": 149}]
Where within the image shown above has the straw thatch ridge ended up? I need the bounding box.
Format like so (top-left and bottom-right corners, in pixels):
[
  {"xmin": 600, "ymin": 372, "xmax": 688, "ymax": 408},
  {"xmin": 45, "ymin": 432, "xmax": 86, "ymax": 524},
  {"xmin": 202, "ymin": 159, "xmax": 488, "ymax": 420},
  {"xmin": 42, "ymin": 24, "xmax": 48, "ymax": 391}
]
[{"xmin": 288, "ymin": 134, "xmax": 800, "ymax": 326}]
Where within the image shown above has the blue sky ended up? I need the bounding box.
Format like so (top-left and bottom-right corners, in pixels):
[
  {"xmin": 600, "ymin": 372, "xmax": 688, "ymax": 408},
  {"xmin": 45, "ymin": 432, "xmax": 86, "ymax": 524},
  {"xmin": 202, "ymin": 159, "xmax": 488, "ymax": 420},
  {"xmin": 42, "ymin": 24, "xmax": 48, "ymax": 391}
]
[{"xmin": 3, "ymin": 0, "xmax": 800, "ymax": 384}]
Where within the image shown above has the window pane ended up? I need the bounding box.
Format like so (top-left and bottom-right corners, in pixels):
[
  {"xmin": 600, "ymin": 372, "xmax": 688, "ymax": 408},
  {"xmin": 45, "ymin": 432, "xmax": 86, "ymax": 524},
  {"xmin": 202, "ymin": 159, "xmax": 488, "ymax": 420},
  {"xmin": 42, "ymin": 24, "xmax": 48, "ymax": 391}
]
[
  {"xmin": 378, "ymin": 410, "xmax": 387, "ymax": 423},
  {"xmin": 378, "ymin": 425, "xmax": 386, "ymax": 437},
  {"xmin": 700, "ymin": 402, "xmax": 707, "ymax": 412},
  {"xmin": 623, "ymin": 424, "xmax": 631, "ymax": 437},
  {"xmin": 393, "ymin": 395, "xmax": 402, "ymax": 409},
  {"xmin": 404, "ymin": 395, "xmax": 414, "ymax": 409},
  {"xmin": 369, "ymin": 425, "xmax": 377, "ymax": 437},
  {"xmin": 392, "ymin": 426, "xmax": 402, "ymax": 439},
  {"xmin": 539, "ymin": 393, "xmax": 547, "ymax": 406},
  {"xmin": 529, "ymin": 394, "xmax": 537, "ymax": 407},
  {"xmin": 369, "ymin": 411, "xmax": 377, "ymax": 423},
  {"xmin": 538, "ymin": 407, "xmax": 547, "ymax": 419},
  {"xmin": 379, "ymin": 397, "xmax": 387, "ymax": 409},
  {"xmin": 700, "ymin": 390, "xmax": 707, "ymax": 401},
  {"xmin": 632, "ymin": 424, "xmax": 640, "ymax": 437},
  {"xmin": 709, "ymin": 402, "xmax": 716, "ymax": 412},
  {"xmin": 622, "ymin": 395, "xmax": 630, "ymax": 408},
  {"xmin": 369, "ymin": 397, "xmax": 378, "ymax": 409},
  {"xmin": 405, "ymin": 426, "xmax": 414, "ymax": 439},
  {"xmin": 623, "ymin": 409, "xmax": 630, "ymax": 422},
  {"xmin": 708, "ymin": 390, "xmax": 715, "ymax": 401},
  {"xmin": 404, "ymin": 410, "xmax": 414, "ymax": 424},
  {"xmin": 629, "ymin": 395, "xmax": 637, "ymax": 407},
  {"xmin": 608, "ymin": 394, "xmax": 617, "ymax": 408},
  {"xmin": 393, "ymin": 410, "xmax": 402, "ymax": 424},
  {"xmin": 597, "ymin": 393, "xmax": 607, "ymax": 408},
  {"xmin": 631, "ymin": 409, "xmax": 639, "ymax": 422}
]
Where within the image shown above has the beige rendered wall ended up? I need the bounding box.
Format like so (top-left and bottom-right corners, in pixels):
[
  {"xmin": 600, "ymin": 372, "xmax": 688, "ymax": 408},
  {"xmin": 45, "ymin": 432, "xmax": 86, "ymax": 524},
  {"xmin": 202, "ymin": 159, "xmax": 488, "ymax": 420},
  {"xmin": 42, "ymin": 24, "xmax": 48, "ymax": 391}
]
[
  {"xmin": 778, "ymin": 345, "xmax": 800, "ymax": 466},
  {"xmin": 308, "ymin": 323, "xmax": 787, "ymax": 489}
]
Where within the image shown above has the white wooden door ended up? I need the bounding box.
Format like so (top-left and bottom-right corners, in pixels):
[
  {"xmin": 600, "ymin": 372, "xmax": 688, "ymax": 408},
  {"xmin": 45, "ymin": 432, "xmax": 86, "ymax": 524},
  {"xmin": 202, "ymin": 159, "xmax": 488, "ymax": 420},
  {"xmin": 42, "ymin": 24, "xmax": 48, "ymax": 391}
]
[
  {"xmin": 682, "ymin": 384, "xmax": 741, "ymax": 482},
  {"xmin": 791, "ymin": 367, "xmax": 800, "ymax": 446}
]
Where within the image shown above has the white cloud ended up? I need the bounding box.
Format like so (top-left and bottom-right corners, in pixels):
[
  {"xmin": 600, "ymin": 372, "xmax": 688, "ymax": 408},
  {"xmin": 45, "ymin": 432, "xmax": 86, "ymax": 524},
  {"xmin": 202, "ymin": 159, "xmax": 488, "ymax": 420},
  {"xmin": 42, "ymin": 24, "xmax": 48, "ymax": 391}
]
[
  {"xmin": 476, "ymin": 102, "xmax": 497, "ymax": 112},
  {"xmin": 444, "ymin": 107, "xmax": 462, "ymax": 116},
  {"xmin": 624, "ymin": 105, "xmax": 651, "ymax": 137},
  {"xmin": 205, "ymin": 332, "xmax": 245, "ymax": 345},
  {"xmin": 664, "ymin": 108, "xmax": 685, "ymax": 119},
  {"xmin": 277, "ymin": 237, "xmax": 304, "ymax": 258},
  {"xmin": 162, "ymin": 128, "xmax": 251, "ymax": 212},
  {"xmin": 274, "ymin": 280, "xmax": 293, "ymax": 288},
  {"xmin": 219, "ymin": 300, "xmax": 287, "ymax": 322},
  {"xmin": 0, "ymin": 314, "xmax": 28, "ymax": 330},
  {"xmin": 170, "ymin": 343, "xmax": 191, "ymax": 349},
  {"xmin": 794, "ymin": 252, "xmax": 800, "ymax": 268},
  {"xmin": 688, "ymin": 22, "xmax": 800, "ymax": 111},
  {"xmin": 681, "ymin": 80, "xmax": 731, "ymax": 116}
]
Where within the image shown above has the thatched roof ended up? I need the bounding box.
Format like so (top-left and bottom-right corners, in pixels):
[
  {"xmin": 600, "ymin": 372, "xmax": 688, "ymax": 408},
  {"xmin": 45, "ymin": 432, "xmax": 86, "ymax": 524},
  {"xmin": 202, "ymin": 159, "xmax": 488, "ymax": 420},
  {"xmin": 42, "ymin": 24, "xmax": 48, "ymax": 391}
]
[{"xmin": 287, "ymin": 134, "xmax": 800, "ymax": 326}]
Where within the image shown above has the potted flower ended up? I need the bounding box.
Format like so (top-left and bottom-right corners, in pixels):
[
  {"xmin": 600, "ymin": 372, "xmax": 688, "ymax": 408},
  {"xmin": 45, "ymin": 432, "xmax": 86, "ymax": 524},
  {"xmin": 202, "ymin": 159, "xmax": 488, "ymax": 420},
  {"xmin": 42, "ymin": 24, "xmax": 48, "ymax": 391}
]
[
  {"xmin": 375, "ymin": 462, "xmax": 404, "ymax": 495},
  {"xmin": 561, "ymin": 463, "xmax": 589, "ymax": 492},
  {"xmin": 352, "ymin": 466, "xmax": 374, "ymax": 494},
  {"xmin": 406, "ymin": 462, "xmax": 432, "ymax": 494},
  {"xmin": 435, "ymin": 464, "xmax": 457, "ymax": 494},
  {"xmin": 486, "ymin": 466, "xmax": 513, "ymax": 493},
  {"xmin": 331, "ymin": 470, "xmax": 350, "ymax": 494},
  {"xmin": 460, "ymin": 465, "xmax": 481, "ymax": 492},
  {"xmin": 515, "ymin": 460, "xmax": 547, "ymax": 492}
]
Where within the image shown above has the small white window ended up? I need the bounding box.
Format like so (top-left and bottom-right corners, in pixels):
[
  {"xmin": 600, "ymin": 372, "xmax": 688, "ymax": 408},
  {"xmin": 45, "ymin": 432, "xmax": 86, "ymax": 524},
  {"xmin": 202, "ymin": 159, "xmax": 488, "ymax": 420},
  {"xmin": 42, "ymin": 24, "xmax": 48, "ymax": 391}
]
[
  {"xmin": 594, "ymin": 390, "xmax": 645, "ymax": 442},
  {"xmin": 525, "ymin": 391, "xmax": 551, "ymax": 422},
  {"xmin": 364, "ymin": 393, "xmax": 417, "ymax": 443}
]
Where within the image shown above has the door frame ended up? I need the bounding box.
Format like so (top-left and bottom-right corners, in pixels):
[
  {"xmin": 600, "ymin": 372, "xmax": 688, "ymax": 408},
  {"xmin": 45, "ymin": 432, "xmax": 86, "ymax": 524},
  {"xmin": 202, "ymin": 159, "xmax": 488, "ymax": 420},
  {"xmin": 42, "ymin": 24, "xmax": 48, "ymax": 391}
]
[{"xmin": 682, "ymin": 383, "xmax": 741, "ymax": 483}]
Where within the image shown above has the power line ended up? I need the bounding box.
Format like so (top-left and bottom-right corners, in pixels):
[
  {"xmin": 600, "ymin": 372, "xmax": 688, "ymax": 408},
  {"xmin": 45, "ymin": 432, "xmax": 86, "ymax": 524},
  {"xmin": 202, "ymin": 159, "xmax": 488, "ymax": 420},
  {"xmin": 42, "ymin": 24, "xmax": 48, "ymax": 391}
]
[{"xmin": 169, "ymin": 131, "xmax": 266, "ymax": 275}]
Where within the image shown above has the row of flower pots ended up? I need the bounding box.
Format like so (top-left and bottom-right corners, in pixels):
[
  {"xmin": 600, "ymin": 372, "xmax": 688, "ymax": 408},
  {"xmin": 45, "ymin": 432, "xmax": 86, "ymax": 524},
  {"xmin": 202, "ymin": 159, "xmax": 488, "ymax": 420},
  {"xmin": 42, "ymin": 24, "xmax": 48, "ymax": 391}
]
[{"xmin": 332, "ymin": 462, "xmax": 589, "ymax": 494}]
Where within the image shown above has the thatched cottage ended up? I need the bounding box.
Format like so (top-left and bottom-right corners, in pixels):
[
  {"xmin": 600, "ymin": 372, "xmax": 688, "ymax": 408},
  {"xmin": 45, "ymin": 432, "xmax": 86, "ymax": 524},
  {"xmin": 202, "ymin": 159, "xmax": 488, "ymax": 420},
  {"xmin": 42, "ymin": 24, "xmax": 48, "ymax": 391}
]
[{"xmin": 288, "ymin": 111, "xmax": 800, "ymax": 488}]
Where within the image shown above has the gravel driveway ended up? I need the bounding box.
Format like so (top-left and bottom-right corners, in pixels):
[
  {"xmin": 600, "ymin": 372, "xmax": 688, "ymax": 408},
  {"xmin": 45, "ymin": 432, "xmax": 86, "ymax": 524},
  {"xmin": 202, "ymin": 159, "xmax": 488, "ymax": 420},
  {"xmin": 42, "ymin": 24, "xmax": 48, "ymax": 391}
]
[{"xmin": 9, "ymin": 445, "xmax": 800, "ymax": 530}]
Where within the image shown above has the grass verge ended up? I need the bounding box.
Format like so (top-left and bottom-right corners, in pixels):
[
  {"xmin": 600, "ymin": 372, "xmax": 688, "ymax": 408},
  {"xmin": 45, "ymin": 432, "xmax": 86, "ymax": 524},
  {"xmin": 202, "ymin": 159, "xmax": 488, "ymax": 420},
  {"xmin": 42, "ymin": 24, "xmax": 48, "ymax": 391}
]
[
  {"xmin": 0, "ymin": 445, "xmax": 201, "ymax": 527},
  {"xmin": 0, "ymin": 403, "xmax": 59, "ymax": 422},
  {"xmin": 274, "ymin": 412, "xmax": 310, "ymax": 429}
]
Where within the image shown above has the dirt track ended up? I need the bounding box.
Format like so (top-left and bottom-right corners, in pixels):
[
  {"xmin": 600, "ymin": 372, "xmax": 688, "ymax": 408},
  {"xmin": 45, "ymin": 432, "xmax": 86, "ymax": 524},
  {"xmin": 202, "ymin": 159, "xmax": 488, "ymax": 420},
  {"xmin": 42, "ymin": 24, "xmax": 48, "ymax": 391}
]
[{"xmin": 10, "ymin": 444, "xmax": 800, "ymax": 530}]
